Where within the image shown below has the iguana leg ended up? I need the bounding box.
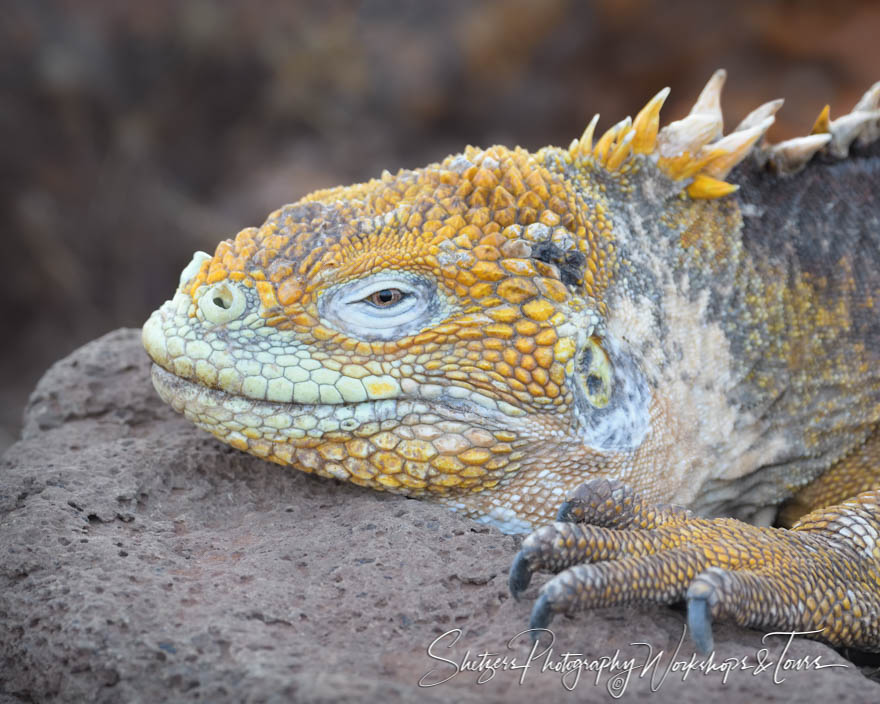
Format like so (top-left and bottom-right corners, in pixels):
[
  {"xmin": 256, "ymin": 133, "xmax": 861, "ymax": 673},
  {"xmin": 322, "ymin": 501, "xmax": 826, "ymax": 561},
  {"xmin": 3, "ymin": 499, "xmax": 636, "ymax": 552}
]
[
  {"xmin": 508, "ymin": 480, "xmax": 694, "ymax": 594},
  {"xmin": 510, "ymin": 479, "xmax": 880, "ymax": 652}
]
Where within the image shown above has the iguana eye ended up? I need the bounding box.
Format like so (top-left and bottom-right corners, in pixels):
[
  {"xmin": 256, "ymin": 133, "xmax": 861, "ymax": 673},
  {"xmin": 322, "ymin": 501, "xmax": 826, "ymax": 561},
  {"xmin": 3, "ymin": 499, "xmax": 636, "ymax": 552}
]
[
  {"xmin": 318, "ymin": 272, "xmax": 444, "ymax": 341},
  {"xmin": 364, "ymin": 288, "xmax": 406, "ymax": 307}
]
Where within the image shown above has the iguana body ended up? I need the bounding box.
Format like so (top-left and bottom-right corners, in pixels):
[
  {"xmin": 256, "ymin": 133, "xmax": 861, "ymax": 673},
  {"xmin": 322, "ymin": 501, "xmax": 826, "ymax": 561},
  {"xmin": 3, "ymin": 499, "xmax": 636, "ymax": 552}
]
[{"xmin": 143, "ymin": 71, "xmax": 880, "ymax": 651}]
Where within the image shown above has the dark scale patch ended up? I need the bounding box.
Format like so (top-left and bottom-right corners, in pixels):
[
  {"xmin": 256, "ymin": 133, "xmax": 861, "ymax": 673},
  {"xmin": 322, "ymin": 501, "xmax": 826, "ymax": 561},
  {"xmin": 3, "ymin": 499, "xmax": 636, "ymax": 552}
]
[
  {"xmin": 268, "ymin": 200, "xmax": 358, "ymax": 269},
  {"xmin": 530, "ymin": 241, "xmax": 587, "ymax": 288},
  {"xmin": 733, "ymin": 137, "xmax": 880, "ymax": 344},
  {"xmin": 687, "ymin": 137, "xmax": 880, "ymax": 512}
]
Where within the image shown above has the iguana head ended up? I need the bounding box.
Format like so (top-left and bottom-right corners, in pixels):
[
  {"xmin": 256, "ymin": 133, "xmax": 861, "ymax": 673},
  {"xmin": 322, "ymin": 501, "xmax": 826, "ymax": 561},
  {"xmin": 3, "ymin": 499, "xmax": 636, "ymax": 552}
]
[
  {"xmin": 143, "ymin": 70, "xmax": 880, "ymax": 531},
  {"xmin": 142, "ymin": 143, "xmax": 622, "ymax": 505}
]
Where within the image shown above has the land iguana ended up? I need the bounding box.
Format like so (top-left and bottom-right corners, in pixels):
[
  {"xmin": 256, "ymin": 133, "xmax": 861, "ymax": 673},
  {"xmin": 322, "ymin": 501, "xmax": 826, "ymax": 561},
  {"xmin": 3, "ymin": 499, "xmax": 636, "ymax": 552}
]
[{"xmin": 142, "ymin": 71, "xmax": 880, "ymax": 653}]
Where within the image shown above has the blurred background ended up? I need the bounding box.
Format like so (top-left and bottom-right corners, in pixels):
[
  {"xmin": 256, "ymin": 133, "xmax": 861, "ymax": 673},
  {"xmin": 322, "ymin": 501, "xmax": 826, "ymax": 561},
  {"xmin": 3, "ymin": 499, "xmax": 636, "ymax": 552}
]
[{"xmin": 3, "ymin": 0, "xmax": 879, "ymax": 454}]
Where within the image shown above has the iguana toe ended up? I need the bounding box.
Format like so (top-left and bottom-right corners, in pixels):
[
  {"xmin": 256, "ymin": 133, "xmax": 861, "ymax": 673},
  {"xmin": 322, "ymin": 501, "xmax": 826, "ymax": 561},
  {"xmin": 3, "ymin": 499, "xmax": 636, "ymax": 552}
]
[{"xmin": 514, "ymin": 484, "xmax": 880, "ymax": 652}]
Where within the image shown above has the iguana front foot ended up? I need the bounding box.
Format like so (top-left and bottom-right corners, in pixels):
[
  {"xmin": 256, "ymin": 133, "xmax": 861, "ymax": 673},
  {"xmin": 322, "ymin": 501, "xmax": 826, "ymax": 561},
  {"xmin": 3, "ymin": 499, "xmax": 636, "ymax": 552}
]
[{"xmin": 509, "ymin": 479, "xmax": 880, "ymax": 652}]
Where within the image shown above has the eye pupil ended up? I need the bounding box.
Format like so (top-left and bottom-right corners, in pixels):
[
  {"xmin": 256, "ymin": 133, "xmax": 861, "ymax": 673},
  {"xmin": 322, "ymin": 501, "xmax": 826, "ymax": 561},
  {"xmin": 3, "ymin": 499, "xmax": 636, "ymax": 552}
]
[{"xmin": 367, "ymin": 288, "xmax": 403, "ymax": 306}]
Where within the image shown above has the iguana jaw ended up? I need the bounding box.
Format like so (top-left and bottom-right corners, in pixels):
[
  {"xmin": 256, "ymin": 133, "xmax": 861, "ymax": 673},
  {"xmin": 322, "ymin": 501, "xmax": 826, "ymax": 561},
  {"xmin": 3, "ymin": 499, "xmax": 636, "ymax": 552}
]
[
  {"xmin": 148, "ymin": 362, "xmax": 538, "ymax": 492},
  {"xmin": 142, "ymin": 286, "xmax": 583, "ymax": 497}
]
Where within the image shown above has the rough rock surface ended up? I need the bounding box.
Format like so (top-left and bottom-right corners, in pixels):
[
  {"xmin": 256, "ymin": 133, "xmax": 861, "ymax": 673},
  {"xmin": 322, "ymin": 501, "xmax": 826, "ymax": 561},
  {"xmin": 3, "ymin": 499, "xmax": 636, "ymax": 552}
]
[{"xmin": 1, "ymin": 329, "xmax": 878, "ymax": 703}]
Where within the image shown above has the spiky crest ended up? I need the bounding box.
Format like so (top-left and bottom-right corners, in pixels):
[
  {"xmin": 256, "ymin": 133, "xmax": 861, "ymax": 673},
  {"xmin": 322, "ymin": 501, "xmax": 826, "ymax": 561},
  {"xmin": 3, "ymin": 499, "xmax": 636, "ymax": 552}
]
[{"xmin": 568, "ymin": 71, "xmax": 880, "ymax": 198}]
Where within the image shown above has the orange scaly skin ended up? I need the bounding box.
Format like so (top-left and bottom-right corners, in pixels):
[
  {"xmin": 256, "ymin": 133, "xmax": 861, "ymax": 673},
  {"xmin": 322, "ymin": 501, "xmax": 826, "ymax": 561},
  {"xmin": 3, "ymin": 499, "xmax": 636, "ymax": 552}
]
[{"xmin": 143, "ymin": 71, "xmax": 880, "ymax": 650}]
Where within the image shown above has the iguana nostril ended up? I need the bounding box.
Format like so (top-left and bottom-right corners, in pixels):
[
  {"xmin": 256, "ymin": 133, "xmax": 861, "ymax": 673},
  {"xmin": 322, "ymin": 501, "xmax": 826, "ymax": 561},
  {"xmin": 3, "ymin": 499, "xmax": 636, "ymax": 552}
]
[{"xmin": 199, "ymin": 282, "xmax": 245, "ymax": 323}]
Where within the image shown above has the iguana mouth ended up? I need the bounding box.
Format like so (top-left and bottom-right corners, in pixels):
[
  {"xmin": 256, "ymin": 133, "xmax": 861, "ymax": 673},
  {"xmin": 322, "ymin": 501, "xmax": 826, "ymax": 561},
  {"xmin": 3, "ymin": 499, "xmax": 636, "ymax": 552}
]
[
  {"xmin": 152, "ymin": 362, "xmax": 494, "ymax": 419},
  {"xmin": 150, "ymin": 362, "xmax": 526, "ymax": 441},
  {"xmin": 150, "ymin": 362, "xmax": 531, "ymax": 492}
]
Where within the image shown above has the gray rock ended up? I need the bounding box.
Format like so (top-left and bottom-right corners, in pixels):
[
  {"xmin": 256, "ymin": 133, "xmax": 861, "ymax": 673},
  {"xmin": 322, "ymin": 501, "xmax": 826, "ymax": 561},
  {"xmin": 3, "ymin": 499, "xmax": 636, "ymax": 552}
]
[{"xmin": 1, "ymin": 329, "xmax": 877, "ymax": 702}]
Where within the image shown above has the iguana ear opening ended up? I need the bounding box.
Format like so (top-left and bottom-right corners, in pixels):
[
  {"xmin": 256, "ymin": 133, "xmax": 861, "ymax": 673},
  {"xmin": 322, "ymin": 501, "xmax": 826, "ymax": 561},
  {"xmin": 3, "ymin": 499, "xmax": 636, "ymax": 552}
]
[
  {"xmin": 580, "ymin": 336, "xmax": 612, "ymax": 409},
  {"xmin": 570, "ymin": 333, "xmax": 652, "ymax": 453}
]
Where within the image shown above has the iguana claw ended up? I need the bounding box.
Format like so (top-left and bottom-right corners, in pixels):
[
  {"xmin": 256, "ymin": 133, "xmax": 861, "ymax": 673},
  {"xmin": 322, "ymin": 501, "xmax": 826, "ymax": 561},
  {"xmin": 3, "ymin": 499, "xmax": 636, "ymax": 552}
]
[
  {"xmin": 555, "ymin": 500, "xmax": 579, "ymax": 523},
  {"xmin": 508, "ymin": 551, "xmax": 533, "ymax": 599},
  {"xmin": 529, "ymin": 594, "xmax": 554, "ymax": 638},
  {"xmin": 686, "ymin": 577, "xmax": 716, "ymax": 654},
  {"xmin": 512, "ymin": 479, "xmax": 880, "ymax": 652}
]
